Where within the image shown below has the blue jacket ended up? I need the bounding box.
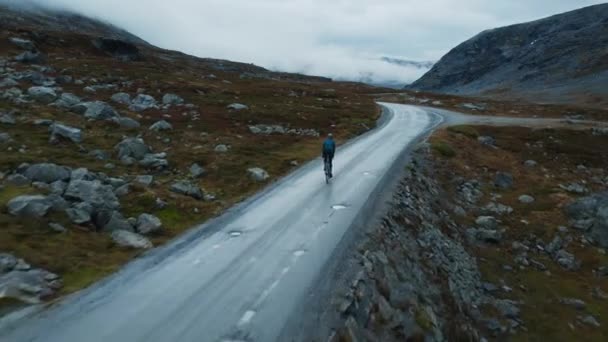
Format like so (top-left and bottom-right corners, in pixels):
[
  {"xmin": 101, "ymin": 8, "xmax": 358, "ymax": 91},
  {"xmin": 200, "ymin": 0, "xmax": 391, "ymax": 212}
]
[{"xmin": 322, "ymin": 138, "xmax": 336, "ymax": 156}]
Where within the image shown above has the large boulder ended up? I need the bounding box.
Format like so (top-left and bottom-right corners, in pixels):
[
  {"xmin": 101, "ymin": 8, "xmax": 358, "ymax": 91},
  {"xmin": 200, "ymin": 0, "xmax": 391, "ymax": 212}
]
[
  {"xmin": 27, "ymin": 86, "xmax": 57, "ymax": 104},
  {"xmin": 0, "ymin": 262, "xmax": 62, "ymax": 304},
  {"xmin": 111, "ymin": 230, "xmax": 152, "ymax": 249},
  {"xmin": 23, "ymin": 163, "xmax": 71, "ymax": 183},
  {"xmin": 7, "ymin": 195, "xmax": 51, "ymax": 218},
  {"xmin": 114, "ymin": 137, "xmax": 151, "ymax": 160},
  {"xmin": 99, "ymin": 211, "xmax": 133, "ymax": 231},
  {"xmin": 162, "ymin": 93, "xmax": 184, "ymax": 105},
  {"xmin": 129, "ymin": 94, "xmax": 157, "ymax": 112},
  {"xmin": 136, "ymin": 214, "xmax": 163, "ymax": 235},
  {"xmin": 64, "ymin": 180, "xmax": 120, "ymax": 211},
  {"xmin": 73, "ymin": 101, "xmax": 119, "ymax": 120},
  {"xmin": 248, "ymin": 167, "xmax": 269, "ymax": 182},
  {"xmin": 564, "ymin": 192, "xmax": 608, "ymax": 248},
  {"xmin": 49, "ymin": 123, "xmax": 83, "ymax": 143},
  {"xmin": 170, "ymin": 180, "xmax": 204, "ymax": 200}
]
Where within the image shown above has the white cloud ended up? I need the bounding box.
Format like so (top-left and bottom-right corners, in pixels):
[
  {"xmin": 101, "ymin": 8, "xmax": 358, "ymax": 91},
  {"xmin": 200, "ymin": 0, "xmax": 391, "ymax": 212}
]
[{"xmin": 5, "ymin": 0, "xmax": 605, "ymax": 84}]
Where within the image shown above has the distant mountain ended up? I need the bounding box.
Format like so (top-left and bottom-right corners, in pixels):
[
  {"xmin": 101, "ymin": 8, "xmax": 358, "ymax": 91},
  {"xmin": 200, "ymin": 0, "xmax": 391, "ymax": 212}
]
[
  {"xmin": 408, "ymin": 4, "xmax": 608, "ymax": 107},
  {"xmin": 380, "ymin": 57, "xmax": 434, "ymax": 70}
]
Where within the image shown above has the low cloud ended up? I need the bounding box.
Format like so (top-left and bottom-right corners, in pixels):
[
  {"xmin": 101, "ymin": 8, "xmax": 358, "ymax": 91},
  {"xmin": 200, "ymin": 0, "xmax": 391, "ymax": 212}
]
[{"xmin": 3, "ymin": 0, "xmax": 604, "ymax": 84}]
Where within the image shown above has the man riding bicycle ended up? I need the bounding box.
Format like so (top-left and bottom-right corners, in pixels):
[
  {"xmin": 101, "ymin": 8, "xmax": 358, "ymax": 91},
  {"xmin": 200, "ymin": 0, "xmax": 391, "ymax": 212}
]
[{"xmin": 322, "ymin": 133, "xmax": 336, "ymax": 178}]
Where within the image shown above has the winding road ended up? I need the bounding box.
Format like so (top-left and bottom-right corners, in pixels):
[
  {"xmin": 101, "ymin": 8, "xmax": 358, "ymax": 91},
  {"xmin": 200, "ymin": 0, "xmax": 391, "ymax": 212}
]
[{"xmin": 0, "ymin": 103, "xmax": 443, "ymax": 342}]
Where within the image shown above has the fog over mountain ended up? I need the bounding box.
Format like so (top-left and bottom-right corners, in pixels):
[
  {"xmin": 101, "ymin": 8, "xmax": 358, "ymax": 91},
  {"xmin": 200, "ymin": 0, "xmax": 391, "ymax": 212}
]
[{"xmin": 1, "ymin": 0, "xmax": 604, "ymax": 84}]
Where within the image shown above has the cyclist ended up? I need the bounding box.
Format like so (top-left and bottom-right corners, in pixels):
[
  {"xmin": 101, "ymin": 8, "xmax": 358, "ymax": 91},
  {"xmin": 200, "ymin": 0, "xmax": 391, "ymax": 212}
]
[{"xmin": 322, "ymin": 133, "xmax": 336, "ymax": 178}]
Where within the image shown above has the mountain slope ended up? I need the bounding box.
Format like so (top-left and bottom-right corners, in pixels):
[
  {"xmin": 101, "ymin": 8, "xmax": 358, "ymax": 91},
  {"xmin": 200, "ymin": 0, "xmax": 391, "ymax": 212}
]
[{"xmin": 409, "ymin": 4, "xmax": 608, "ymax": 107}]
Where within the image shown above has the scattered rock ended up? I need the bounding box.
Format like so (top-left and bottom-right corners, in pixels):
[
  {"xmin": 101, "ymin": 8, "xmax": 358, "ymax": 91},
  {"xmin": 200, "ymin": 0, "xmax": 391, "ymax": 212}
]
[
  {"xmin": 0, "ymin": 112, "xmax": 16, "ymax": 125},
  {"xmin": 7, "ymin": 195, "xmax": 51, "ymax": 218},
  {"xmin": 49, "ymin": 222, "xmax": 67, "ymax": 233},
  {"xmin": 115, "ymin": 137, "xmax": 151, "ymax": 160},
  {"xmin": 136, "ymin": 214, "xmax": 163, "ymax": 234},
  {"xmin": 9, "ymin": 37, "xmax": 35, "ymax": 50},
  {"xmin": 484, "ymin": 202, "xmax": 514, "ymax": 215},
  {"xmin": 560, "ymin": 298, "xmax": 586, "ymax": 310},
  {"xmin": 112, "ymin": 116, "xmax": 141, "ymax": 129},
  {"xmin": 6, "ymin": 174, "xmax": 30, "ymax": 186},
  {"xmin": 27, "ymin": 86, "xmax": 57, "ymax": 103},
  {"xmin": 468, "ymin": 228, "xmax": 502, "ymax": 243},
  {"xmin": 15, "ymin": 51, "xmax": 44, "ymax": 64},
  {"xmin": 114, "ymin": 184, "xmax": 130, "ymax": 197},
  {"xmin": 560, "ymin": 183, "xmax": 588, "ymax": 194},
  {"xmin": 214, "ymin": 144, "xmax": 229, "ymax": 153},
  {"xmin": 477, "ymin": 136, "xmax": 496, "ymax": 146},
  {"xmin": 248, "ymin": 167, "xmax": 269, "ymax": 182},
  {"xmin": 65, "ymin": 206, "xmax": 91, "ymax": 224},
  {"xmin": 579, "ymin": 315, "xmax": 601, "ymax": 327},
  {"xmin": 518, "ymin": 195, "xmax": 535, "ymax": 204},
  {"xmin": 190, "ymin": 163, "xmax": 206, "ymax": 178},
  {"xmin": 139, "ymin": 153, "xmax": 169, "ymax": 169},
  {"xmin": 129, "ymin": 94, "xmax": 157, "ymax": 112},
  {"xmin": 49, "ymin": 123, "xmax": 83, "ymax": 143},
  {"xmin": 135, "ymin": 175, "xmax": 154, "ymax": 187},
  {"xmin": 149, "ymin": 120, "xmax": 172, "ymax": 132},
  {"xmin": 494, "ymin": 172, "xmax": 513, "ymax": 190},
  {"xmin": 111, "ymin": 230, "xmax": 152, "ymax": 249},
  {"xmin": 227, "ymin": 103, "xmax": 248, "ymax": 110},
  {"xmin": 111, "ymin": 92, "xmax": 131, "ymax": 104},
  {"xmin": 162, "ymin": 93, "xmax": 184, "ymax": 105},
  {"xmin": 0, "ymin": 132, "xmax": 12, "ymax": 143},
  {"xmin": 23, "ymin": 163, "xmax": 71, "ymax": 183},
  {"xmin": 524, "ymin": 160, "xmax": 538, "ymax": 167},
  {"xmin": 75, "ymin": 101, "xmax": 120, "ymax": 120},
  {"xmin": 170, "ymin": 180, "xmax": 204, "ymax": 200},
  {"xmin": 64, "ymin": 180, "xmax": 120, "ymax": 210},
  {"xmin": 475, "ymin": 216, "xmax": 498, "ymax": 230},
  {"xmin": 554, "ymin": 249, "xmax": 581, "ymax": 271}
]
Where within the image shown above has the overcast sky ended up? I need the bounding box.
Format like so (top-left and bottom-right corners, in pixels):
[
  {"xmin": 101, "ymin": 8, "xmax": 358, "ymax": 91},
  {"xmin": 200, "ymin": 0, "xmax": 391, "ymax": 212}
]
[{"xmin": 7, "ymin": 0, "xmax": 606, "ymax": 84}]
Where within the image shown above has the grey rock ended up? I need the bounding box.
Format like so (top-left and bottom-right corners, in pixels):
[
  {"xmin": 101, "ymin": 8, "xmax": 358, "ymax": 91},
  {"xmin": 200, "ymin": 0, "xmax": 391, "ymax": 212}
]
[
  {"xmin": 475, "ymin": 216, "xmax": 498, "ymax": 230},
  {"xmin": 0, "ymin": 78, "xmax": 18, "ymax": 88},
  {"xmin": 79, "ymin": 101, "xmax": 120, "ymax": 120},
  {"xmin": 0, "ymin": 253, "xmax": 18, "ymax": 273},
  {"xmin": 65, "ymin": 206, "xmax": 91, "ymax": 224},
  {"xmin": 111, "ymin": 230, "xmax": 152, "ymax": 249},
  {"xmin": 7, "ymin": 195, "xmax": 51, "ymax": 218},
  {"xmin": 49, "ymin": 123, "xmax": 82, "ymax": 143},
  {"xmin": 112, "ymin": 116, "xmax": 141, "ymax": 129},
  {"xmin": 170, "ymin": 180, "xmax": 204, "ymax": 200},
  {"xmin": 227, "ymin": 103, "xmax": 248, "ymax": 110},
  {"xmin": 560, "ymin": 297, "xmax": 586, "ymax": 310},
  {"xmin": 518, "ymin": 194, "xmax": 535, "ymax": 204},
  {"xmin": 50, "ymin": 181, "xmax": 67, "ymax": 195},
  {"xmin": 111, "ymin": 92, "xmax": 131, "ymax": 105},
  {"xmin": 33, "ymin": 119, "xmax": 54, "ymax": 126},
  {"xmin": 0, "ymin": 112, "xmax": 16, "ymax": 125},
  {"xmin": 27, "ymin": 86, "xmax": 57, "ymax": 103},
  {"xmin": 135, "ymin": 175, "xmax": 154, "ymax": 187},
  {"xmin": 46, "ymin": 194, "xmax": 69, "ymax": 211},
  {"xmin": 162, "ymin": 93, "xmax": 184, "ymax": 105},
  {"xmin": 0, "ymin": 132, "xmax": 12, "ymax": 143},
  {"xmin": 70, "ymin": 168, "xmax": 96, "ymax": 181},
  {"xmin": 136, "ymin": 213, "xmax": 163, "ymax": 234},
  {"xmin": 49, "ymin": 222, "xmax": 67, "ymax": 233},
  {"xmin": 248, "ymin": 167, "xmax": 269, "ymax": 182},
  {"xmin": 524, "ymin": 160, "xmax": 538, "ymax": 167},
  {"xmin": 101, "ymin": 211, "xmax": 133, "ymax": 232},
  {"xmin": 0, "ymin": 267, "xmax": 62, "ymax": 304},
  {"xmin": 114, "ymin": 184, "xmax": 130, "ymax": 197},
  {"xmin": 9, "ymin": 37, "xmax": 35, "ymax": 50},
  {"xmin": 139, "ymin": 153, "xmax": 169, "ymax": 169},
  {"xmin": 190, "ymin": 163, "xmax": 206, "ymax": 178},
  {"xmin": 477, "ymin": 136, "xmax": 496, "ymax": 146},
  {"xmin": 6, "ymin": 174, "xmax": 30, "ymax": 186},
  {"xmin": 23, "ymin": 163, "xmax": 71, "ymax": 183},
  {"xmin": 64, "ymin": 180, "xmax": 120, "ymax": 210},
  {"xmin": 494, "ymin": 172, "xmax": 513, "ymax": 189},
  {"xmin": 564, "ymin": 192, "xmax": 608, "ymax": 248},
  {"xmin": 560, "ymin": 183, "xmax": 588, "ymax": 194},
  {"xmin": 484, "ymin": 202, "xmax": 514, "ymax": 215},
  {"xmin": 89, "ymin": 149, "xmax": 109, "ymax": 161},
  {"xmin": 15, "ymin": 51, "xmax": 44, "ymax": 64},
  {"xmin": 214, "ymin": 144, "xmax": 229, "ymax": 153},
  {"xmin": 52, "ymin": 93, "xmax": 81, "ymax": 109},
  {"xmin": 129, "ymin": 94, "xmax": 157, "ymax": 112},
  {"xmin": 115, "ymin": 137, "xmax": 151, "ymax": 160},
  {"xmin": 149, "ymin": 120, "xmax": 172, "ymax": 132},
  {"xmin": 545, "ymin": 236, "xmax": 563, "ymax": 255},
  {"xmin": 468, "ymin": 228, "xmax": 502, "ymax": 243},
  {"xmin": 579, "ymin": 315, "xmax": 601, "ymax": 327},
  {"xmin": 554, "ymin": 249, "xmax": 581, "ymax": 271},
  {"xmin": 494, "ymin": 299, "xmax": 520, "ymax": 319}
]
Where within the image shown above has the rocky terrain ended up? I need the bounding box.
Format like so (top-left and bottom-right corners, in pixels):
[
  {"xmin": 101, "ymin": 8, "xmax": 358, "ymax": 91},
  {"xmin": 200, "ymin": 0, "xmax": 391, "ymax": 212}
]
[
  {"xmin": 408, "ymin": 4, "xmax": 608, "ymax": 108},
  {"xmin": 319, "ymin": 123, "xmax": 608, "ymax": 341},
  {"xmin": 0, "ymin": 5, "xmax": 380, "ymax": 313}
]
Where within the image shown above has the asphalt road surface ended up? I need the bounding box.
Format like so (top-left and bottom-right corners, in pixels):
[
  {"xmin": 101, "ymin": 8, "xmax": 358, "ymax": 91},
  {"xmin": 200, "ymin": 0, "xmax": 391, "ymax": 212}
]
[{"xmin": 0, "ymin": 103, "xmax": 443, "ymax": 342}]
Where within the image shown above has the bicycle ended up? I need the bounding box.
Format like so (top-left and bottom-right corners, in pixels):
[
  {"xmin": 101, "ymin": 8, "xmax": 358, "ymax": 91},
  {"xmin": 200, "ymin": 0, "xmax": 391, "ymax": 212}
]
[{"xmin": 323, "ymin": 157, "xmax": 332, "ymax": 184}]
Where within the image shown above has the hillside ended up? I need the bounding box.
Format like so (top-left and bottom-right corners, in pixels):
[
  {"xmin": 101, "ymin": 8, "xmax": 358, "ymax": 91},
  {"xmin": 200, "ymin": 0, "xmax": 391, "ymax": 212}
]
[
  {"xmin": 0, "ymin": 4, "xmax": 380, "ymax": 311},
  {"xmin": 409, "ymin": 4, "xmax": 608, "ymax": 108}
]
